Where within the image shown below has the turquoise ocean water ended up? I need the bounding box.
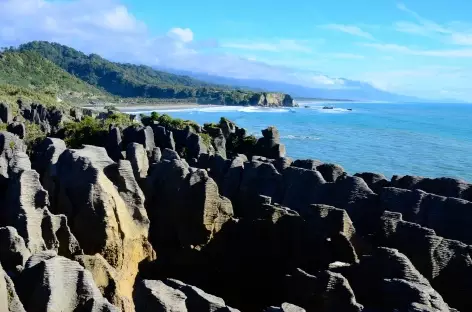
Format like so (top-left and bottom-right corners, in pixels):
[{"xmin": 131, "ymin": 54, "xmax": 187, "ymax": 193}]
[{"xmin": 124, "ymin": 102, "xmax": 472, "ymax": 181}]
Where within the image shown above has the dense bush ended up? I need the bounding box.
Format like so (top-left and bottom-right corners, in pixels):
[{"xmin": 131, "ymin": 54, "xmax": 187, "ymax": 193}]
[
  {"xmin": 62, "ymin": 116, "xmax": 106, "ymax": 148},
  {"xmin": 62, "ymin": 112, "xmax": 134, "ymax": 148},
  {"xmin": 24, "ymin": 122, "xmax": 47, "ymax": 149}
]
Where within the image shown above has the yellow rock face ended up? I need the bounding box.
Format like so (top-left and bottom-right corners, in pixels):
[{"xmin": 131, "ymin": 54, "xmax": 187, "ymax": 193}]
[
  {"xmin": 53, "ymin": 147, "xmax": 156, "ymax": 312},
  {"xmin": 80, "ymin": 169, "xmax": 155, "ymax": 312}
]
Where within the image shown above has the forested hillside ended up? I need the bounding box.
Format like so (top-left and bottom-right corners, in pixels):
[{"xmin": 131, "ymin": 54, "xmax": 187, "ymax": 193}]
[
  {"xmin": 0, "ymin": 50, "xmax": 102, "ymax": 96},
  {"xmin": 17, "ymin": 41, "xmax": 260, "ymax": 104}
]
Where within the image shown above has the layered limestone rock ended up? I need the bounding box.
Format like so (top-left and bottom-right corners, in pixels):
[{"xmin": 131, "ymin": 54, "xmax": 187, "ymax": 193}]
[
  {"xmin": 6, "ymin": 122, "xmax": 26, "ymax": 139},
  {"xmin": 316, "ymin": 163, "xmax": 345, "ymax": 182},
  {"xmin": 0, "ymin": 103, "xmax": 13, "ymax": 124},
  {"xmin": 163, "ymin": 201, "xmax": 362, "ymax": 311},
  {"xmin": 256, "ymin": 126, "xmax": 286, "ymax": 159},
  {"xmin": 291, "ymin": 160, "xmax": 346, "ymax": 182},
  {"xmin": 134, "ymin": 279, "xmax": 240, "ymax": 312},
  {"xmin": 105, "ymin": 126, "xmax": 123, "ymax": 162},
  {"xmin": 354, "ymin": 172, "xmax": 390, "ymax": 194},
  {"xmin": 0, "ymin": 263, "xmax": 25, "ymax": 312},
  {"xmin": 1, "ymin": 140, "xmax": 81, "ymax": 259},
  {"xmin": 237, "ymin": 160, "xmax": 284, "ymax": 217},
  {"xmin": 249, "ymin": 93, "xmax": 296, "ymax": 107},
  {"xmin": 0, "ymin": 132, "xmax": 26, "ymax": 182},
  {"xmin": 391, "ymin": 175, "xmax": 472, "ymax": 200},
  {"xmin": 221, "ymin": 154, "xmax": 246, "ymax": 202},
  {"xmin": 0, "ymin": 227, "xmax": 30, "ymax": 275},
  {"xmin": 284, "ymin": 268, "xmax": 363, "ymax": 312},
  {"xmin": 281, "ymin": 166, "xmax": 326, "ymax": 215},
  {"xmin": 3, "ymin": 168, "xmax": 81, "ymax": 256},
  {"xmin": 151, "ymin": 124, "xmax": 176, "ymax": 151},
  {"xmin": 16, "ymin": 252, "xmax": 118, "ymax": 311},
  {"xmin": 50, "ymin": 145, "xmax": 155, "ymax": 312},
  {"xmin": 126, "ymin": 143, "xmax": 149, "ymax": 180},
  {"xmin": 31, "ymin": 137, "xmax": 66, "ymax": 210},
  {"xmin": 264, "ymin": 303, "xmax": 306, "ymax": 312},
  {"xmin": 291, "ymin": 159, "xmax": 324, "ymax": 171},
  {"xmin": 375, "ymin": 211, "xmax": 472, "ymax": 311},
  {"xmin": 146, "ymin": 159, "xmax": 234, "ymax": 250},
  {"xmin": 75, "ymin": 254, "xmax": 129, "ymax": 311},
  {"xmin": 347, "ymin": 247, "xmax": 453, "ymax": 312},
  {"xmin": 381, "ymin": 187, "xmax": 472, "ymax": 244}
]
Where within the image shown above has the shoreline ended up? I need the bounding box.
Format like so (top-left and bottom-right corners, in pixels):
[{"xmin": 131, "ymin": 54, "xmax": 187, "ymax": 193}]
[{"xmin": 117, "ymin": 103, "xmax": 222, "ymax": 111}]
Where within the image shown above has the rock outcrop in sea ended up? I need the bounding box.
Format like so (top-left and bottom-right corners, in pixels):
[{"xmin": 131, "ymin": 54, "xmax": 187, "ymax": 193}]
[{"xmin": 0, "ymin": 103, "xmax": 470, "ymax": 312}]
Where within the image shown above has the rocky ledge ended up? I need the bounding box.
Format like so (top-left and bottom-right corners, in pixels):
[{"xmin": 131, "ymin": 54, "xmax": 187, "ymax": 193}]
[{"xmin": 0, "ymin": 103, "xmax": 470, "ymax": 312}]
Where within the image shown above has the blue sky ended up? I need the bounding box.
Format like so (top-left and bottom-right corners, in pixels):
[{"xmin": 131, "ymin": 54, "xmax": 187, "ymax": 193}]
[{"xmin": 2, "ymin": 0, "xmax": 472, "ymax": 100}]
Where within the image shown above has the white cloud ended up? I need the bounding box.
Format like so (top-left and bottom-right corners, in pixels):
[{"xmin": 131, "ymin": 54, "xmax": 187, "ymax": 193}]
[
  {"xmin": 361, "ymin": 43, "xmax": 472, "ymax": 57},
  {"xmin": 394, "ymin": 2, "xmax": 472, "ymax": 47},
  {"xmin": 103, "ymin": 5, "xmax": 140, "ymax": 32},
  {"xmin": 320, "ymin": 24, "xmax": 374, "ymax": 40},
  {"xmin": 396, "ymin": 3, "xmax": 449, "ymax": 34},
  {"xmin": 359, "ymin": 65, "xmax": 472, "ymax": 100},
  {"xmin": 450, "ymin": 33, "xmax": 472, "ymax": 46},
  {"xmin": 221, "ymin": 39, "xmax": 312, "ymax": 53},
  {"xmin": 0, "ymin": 0, "xmax": 341, "ymax": 90},
  {"xmin": 393, "ymin": 21, "xmax": 433, "ymax": 36},
  {"xmin": 330, "ymin": 53, "xmax": 365, "ymax": 59},
  {"xmin": 362, "ymin": 43, "xmax": 412, "ymax": 53},
  {"xmin": 168, "ymin": 28, "xmax": 194, "ymax": 43},
  {"xmin": 308, "ymin": 75, "xmax": 345, "ymax": 85}
]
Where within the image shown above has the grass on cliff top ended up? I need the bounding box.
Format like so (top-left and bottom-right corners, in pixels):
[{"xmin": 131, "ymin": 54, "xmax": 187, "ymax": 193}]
[{"xmin": 0, "ymin": 84, "xmax": 62, "ymax": 110}]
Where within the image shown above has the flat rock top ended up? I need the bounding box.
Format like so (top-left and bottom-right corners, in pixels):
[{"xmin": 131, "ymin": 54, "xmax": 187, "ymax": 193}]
[{"xmin": 69, "ymin": 145, "xmax": 115, "ymax": 170}]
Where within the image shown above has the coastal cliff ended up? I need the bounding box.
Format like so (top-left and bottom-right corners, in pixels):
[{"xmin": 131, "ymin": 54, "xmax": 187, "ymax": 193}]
[
  {"xmin": 0, "ymin": 100, "xmax": 469, "ymax": 312},
  {"xmin": 250, "ymin": 93, "xmax": 297, "ymax": 107}
]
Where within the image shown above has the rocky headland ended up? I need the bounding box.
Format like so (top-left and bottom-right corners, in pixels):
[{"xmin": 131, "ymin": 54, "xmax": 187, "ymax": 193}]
[{"xmin": 0, "ymin": 101, "xmax": 470, "ymax": 312}]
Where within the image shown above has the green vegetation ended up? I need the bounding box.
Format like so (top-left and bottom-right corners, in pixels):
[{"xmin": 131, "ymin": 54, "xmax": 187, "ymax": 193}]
[
  {"xmin": 141, "ymin": 111, "xmax": 199, "ymax": 131},
  {"xmin": 157, "ymin": 114, "xmax": 200, "ymax": 131},
  {"xmin": 243, "ymin": 135, "xmax": 258, "ymax": 147},
  {"xmin": 0, "ymin": 50, "xmax": 103, "ymax": 98},
  {"xmin": 63, "ymin": 116, "xmax": 106, "ymax": 148},
  {"xmin": 203, "ymin": 122, "xmax": 222, "ymax": 138},
  {"xmin": 0, "ymin": 84, "xmax": 63, "ymax": 112},
  {"xmin": 104, "ymin": 104, "xmax": 118, "ymax": 111},
  {"xmin": 0, "ymin": 123, "xmax": 7, "ymax": 131},
  {"xmin": 24, "ymin": 122, "xmax": 46, "ymax": 148},
  {"xmin": 199, "ymin": 133, "xmax": 212, "ymax": 148},
  {"xmin": 16, "ymin": 41, "xmax": 263, "ymax": 104},
  {"xmin": 63, "ymin": 112, "xmax": 135, "ymax": 148}
]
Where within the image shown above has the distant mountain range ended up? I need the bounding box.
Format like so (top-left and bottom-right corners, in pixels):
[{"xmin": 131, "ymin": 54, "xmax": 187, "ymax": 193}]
[{"xmin": 158, "ymin": 68, "xmax": 429, "ymax": 103}]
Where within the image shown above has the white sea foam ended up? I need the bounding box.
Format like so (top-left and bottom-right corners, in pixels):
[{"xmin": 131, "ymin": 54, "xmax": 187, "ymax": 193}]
[
  {"xmin": 318, "ymin": 108, "xmax": 350, "ymax": 113},
  {"xmin": 281, "ymin": 134, "xmax": 320, "ymax": 141},
  {"xmin": 304, "ymin": 106, "xmax": 351, "ymax": 113},
  {"xmin": 125, "ymin": 106, "xmax": 292, "ymax": 114}
]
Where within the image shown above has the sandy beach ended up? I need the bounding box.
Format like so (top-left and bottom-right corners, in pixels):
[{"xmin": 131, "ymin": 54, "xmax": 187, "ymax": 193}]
[{"xmin": 81, "ymin": 103, "xmax": 224, "ymax": 112}]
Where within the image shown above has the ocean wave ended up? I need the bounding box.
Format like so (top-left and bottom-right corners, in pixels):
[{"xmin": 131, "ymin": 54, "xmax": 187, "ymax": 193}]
[
  {"xmin": 281, "ymin": 134, "xmax": 320, "ymax": 141},
  {"xmin": 306, "ymin": 107, "xmax": 352, "ymax": 113},
  {"xmin": 126, "ymin": 106, "xmax": 292, "ymax": 114}
]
